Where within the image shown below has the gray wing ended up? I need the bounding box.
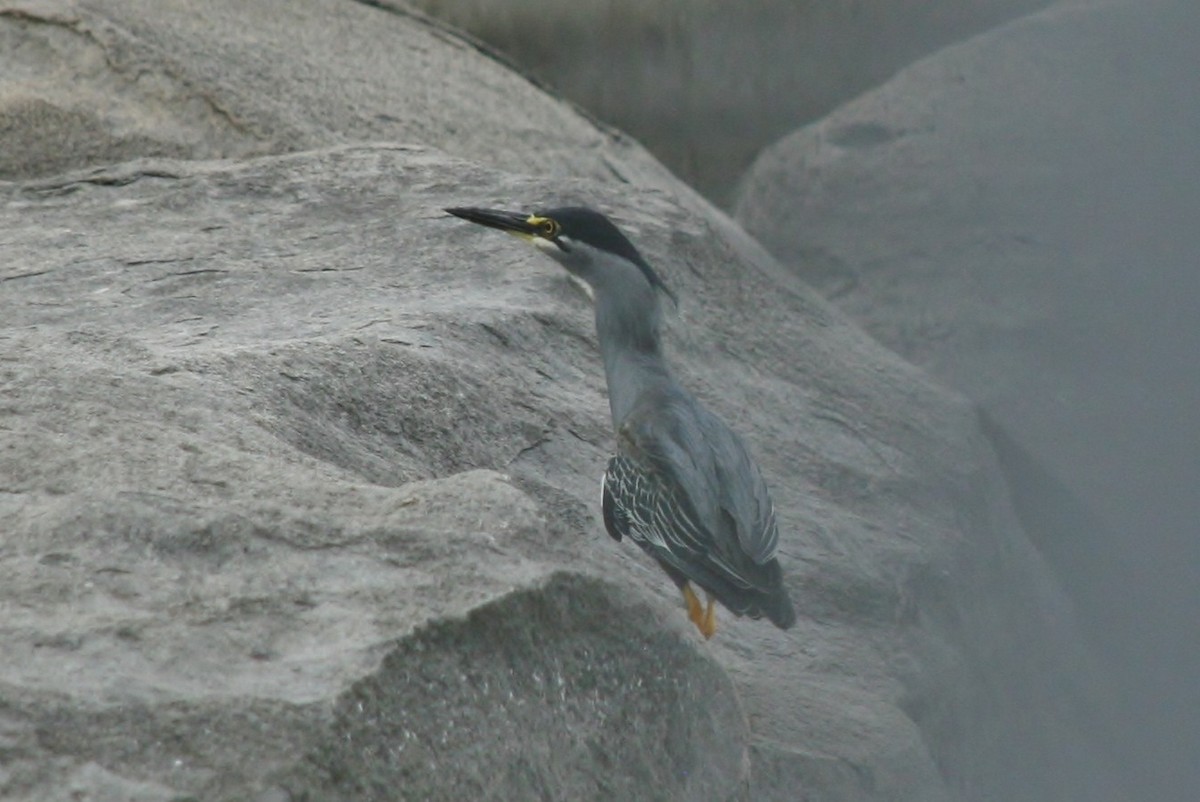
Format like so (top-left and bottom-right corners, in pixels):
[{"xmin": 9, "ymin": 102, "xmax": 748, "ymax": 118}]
[
  {"xmin": 697, "ymin": 405, "xmax": 780, "ymax": 565},
  {"xmin": 602, "ymin": 452, "xmax": 714, "ymax": 562},
  {"xmin": 608, "ymin": 388, "xmax": 781, "ymax": 591}
]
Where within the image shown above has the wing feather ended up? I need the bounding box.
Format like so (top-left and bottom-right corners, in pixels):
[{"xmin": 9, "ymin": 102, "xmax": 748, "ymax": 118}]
[{"xmin": 606, "ymin": 387, "xmax": 782, "ymax": 598}]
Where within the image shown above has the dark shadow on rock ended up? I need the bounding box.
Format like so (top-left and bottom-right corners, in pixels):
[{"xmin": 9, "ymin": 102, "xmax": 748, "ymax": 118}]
[
  {"xmin": 978, "ymin": 407, "xmax": 1169, "ymax": 799},
  {"xmin": 286, "ymin": 572, "xmax": 747, "ymax": 801},
  {"xmin": 978, "ymin": 408, "xmax": 1124, "ymax": 647}
]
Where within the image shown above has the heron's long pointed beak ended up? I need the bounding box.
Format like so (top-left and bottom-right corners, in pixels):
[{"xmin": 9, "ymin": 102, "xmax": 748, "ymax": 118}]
[{"xmin": 445, "ymin": 207, "xmax": 539, "ymax": 238}]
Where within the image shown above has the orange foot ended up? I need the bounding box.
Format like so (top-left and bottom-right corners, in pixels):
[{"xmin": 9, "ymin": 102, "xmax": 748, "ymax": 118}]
[
  {"xmin": 682, "ymin": 582, "xmax": 704, "ymax": 631},
  {"xmin": 681, "ymin": 583, "xmax": 718, "ymax": 640},
  {"xmin": 701, "ymin": 593, "xmax": 718, "ymax": 640}
]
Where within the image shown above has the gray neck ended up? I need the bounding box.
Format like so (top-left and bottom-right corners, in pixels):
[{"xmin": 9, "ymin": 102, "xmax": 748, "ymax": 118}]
[{"xmin": 593, "ymin": 283, "xmax": 672, "ymax": 428}]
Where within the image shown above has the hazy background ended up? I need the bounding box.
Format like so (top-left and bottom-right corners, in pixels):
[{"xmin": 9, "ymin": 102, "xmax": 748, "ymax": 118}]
[
  {"xmin": 410, "ymin": 0, "xmax": 1200, "ymax": 798},
  {"xmin": 2, "ymin": 0, "xmax": 1194, "ymax": 798},
  {"xmin": 406, "ymin": 0, "xmax": 1053, "ymax": 207}
]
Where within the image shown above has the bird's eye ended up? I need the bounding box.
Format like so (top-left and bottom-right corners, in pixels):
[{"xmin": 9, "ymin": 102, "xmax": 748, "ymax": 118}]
[{"xmin": 539, "ymin": 219, "xmax": 560, "ymax": 238}]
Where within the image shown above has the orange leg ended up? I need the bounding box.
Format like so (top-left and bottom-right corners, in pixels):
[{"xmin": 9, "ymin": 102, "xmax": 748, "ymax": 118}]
[
  {"xmin": 681, "ymin": 583, "xmax": 718, "ymax": 640},
  {"xmin": 700, "ymin": 592, "xmax": 718, "ymax": 640},
  {"xmin": 681, "ymin": 582, "xmax": 705, "ymax": 633}
]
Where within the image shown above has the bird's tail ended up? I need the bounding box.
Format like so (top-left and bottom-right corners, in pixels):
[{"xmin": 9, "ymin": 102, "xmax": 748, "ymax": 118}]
[{"xmin": 760, "ymin": 584, "xmax": 796, "ymax": 630}]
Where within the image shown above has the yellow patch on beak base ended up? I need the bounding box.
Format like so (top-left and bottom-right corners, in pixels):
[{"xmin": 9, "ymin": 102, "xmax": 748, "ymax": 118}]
[{"xmin": 525, "ymin": 215, "xmax": 561, "ymax": 240}]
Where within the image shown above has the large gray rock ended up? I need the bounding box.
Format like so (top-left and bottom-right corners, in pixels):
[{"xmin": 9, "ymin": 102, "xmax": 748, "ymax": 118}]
[
  {"xmin": 401, "ymin": 0, "xmax": 1050, "ymax": 204},
  {"xmin": 0, "ymin": 0, "xmax": 677, "ymax": 190},
  {"xmin": 2, "ymin": 1, "xmax": 1120, "ymax": 800},
  {"xmin": 0, "ymin": 148, "xmax": 1112, "ymax": 801},
  {"xmin": 735, "ymin": 0, "xmax": 1200, "ymax": 796}
]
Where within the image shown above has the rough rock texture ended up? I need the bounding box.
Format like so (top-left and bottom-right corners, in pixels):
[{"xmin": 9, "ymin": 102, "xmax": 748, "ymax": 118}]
[
  {"xmin": 402, "ymin": 0, "xmax": 1051, "ymax": 204},
  {"xmin": 735, "ymin": 0, "xmax": 1200, "ymax": 797},
  {"xmin": 0, "ymin": 0, "xmax": 680, "ymax": 190},
  {"xmin": 2, "ymin": 1, "xmax": 1122, "ymax": 800}
]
